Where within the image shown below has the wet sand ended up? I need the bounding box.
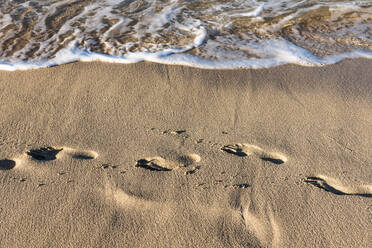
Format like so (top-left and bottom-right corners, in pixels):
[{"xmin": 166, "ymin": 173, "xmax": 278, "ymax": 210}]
[{"xmin": 0, "ymin": 59, "xmax": 371, "ymax": 247}]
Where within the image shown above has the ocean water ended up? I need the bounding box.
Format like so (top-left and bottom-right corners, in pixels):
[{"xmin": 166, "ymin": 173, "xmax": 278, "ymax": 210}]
[{"xmin": 0, "ymin": 0, "xmax": 371, "ymax": 70}]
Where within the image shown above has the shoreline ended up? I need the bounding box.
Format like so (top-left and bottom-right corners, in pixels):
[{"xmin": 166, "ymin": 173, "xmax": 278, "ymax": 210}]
[
  {"xmin": 0, "ymin": 51, "xmax": 371, "ymax": 71},
  {"xmin": 0, "ymin": 58, "xmax": 371, "ymax": 247}
]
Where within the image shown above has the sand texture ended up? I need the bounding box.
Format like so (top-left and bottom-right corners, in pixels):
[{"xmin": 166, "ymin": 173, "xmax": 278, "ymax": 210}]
[{"xmin": 0, "ymin": 59, "xmax": 371, "ymax": 248}]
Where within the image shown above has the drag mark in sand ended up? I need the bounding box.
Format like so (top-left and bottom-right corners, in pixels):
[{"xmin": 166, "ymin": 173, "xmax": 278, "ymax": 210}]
[
  {"xmin": 105, "ymin": 181, "xmax": 164, "ymax": 211},
  {"xmin": 221, "ymin": 143, "xmax": 288, "ymax": 164},
  {"xmin": 228, "ymin": 189, "xmax": 281, "ymax": 247},
  {"xmin": 305, "ymin": 175, "xmax": 372, "ymax": 197}
]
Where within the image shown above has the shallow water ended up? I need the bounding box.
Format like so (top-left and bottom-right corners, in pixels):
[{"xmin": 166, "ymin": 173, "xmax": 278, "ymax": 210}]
[{"xmin": 0, "ymin": 0, "xmax": 371, "ymax": 70}]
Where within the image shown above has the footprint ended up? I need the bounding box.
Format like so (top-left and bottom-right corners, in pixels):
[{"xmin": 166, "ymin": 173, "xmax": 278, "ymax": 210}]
[
  {"xmin": 136, "ymin": 157, "xmax": 174, "ymax": 171},
  {"xmin": 305, "ymin": 175, "xmax": 372, "ymax": 197},
  {"xmin": 0, "ymin": 159, "xmax": 16, "ymax": 170},
  {"xmin": 27, "ymin": 146, "xmax": 97, "ymax": 162},
  {"xmin": 221, "ymin": 143, "xmax": 287, "ymax": 164},
  {"xmin": 136, "ymin": 153, "xmax": 201, "ymax": 172},
  {"xmin": 163, "ymin": 130, "xmax": 186, "ymax": 135},
  {"xmin": 27, "ymin": 147, "xmax": 63, "ymax": 161},
  {"xmin": 221, "ymin": 143, "xmax": 262, "ymax": 157}
]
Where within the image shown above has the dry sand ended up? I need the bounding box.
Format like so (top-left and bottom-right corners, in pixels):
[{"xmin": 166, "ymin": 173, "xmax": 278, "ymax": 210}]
[{"xmin": 0, "ymin": 59, "xmax": 371, "ymax": 248}]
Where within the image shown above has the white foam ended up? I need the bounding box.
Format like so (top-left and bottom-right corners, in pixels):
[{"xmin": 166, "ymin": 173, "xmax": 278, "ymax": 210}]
[
  {"xmin": 193, "ymin": 28, "xmax": 208, "ymax": 47},
  {"xmin": 228, "ymin": 3, "xmax": 265, "ymax": 17},
  {"xmin": 0, "ymin": 0, "xmax": 371, "ymax": 71},
  {"xmin": 1, "ymin": 39, "xmax": 371, "ymax": 71}
]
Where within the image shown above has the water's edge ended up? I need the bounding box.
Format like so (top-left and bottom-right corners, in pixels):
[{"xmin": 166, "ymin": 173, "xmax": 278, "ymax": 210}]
[{"xmin": 1, "ymin": 46, "xmax": 371, "ymax": 71}]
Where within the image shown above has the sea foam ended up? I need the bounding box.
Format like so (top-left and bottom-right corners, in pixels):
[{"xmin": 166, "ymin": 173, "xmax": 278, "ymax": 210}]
[{"xmin": 0, "ymin": 0, "xmax": 371, "ymax": 70}]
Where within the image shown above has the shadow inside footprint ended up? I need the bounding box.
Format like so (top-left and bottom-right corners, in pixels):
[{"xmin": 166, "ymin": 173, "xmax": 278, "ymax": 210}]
[
  {"xmin": 260, "ymin": 157, "xmax": 285, "ymax": 165},
  {"xmin": 72, "ymin": 153, "xmax": 95, "ymax": 160},
  {"xmin": 0, "ymin": 159, "xmax": 16, "ymax": 170},
  {"xmin": 260, "ymin": 151, "xmax": 287, "ymax": 165},
  {"xmin": 27, "ymin": 147, "xmax": 62, "ymax": 161},
  {"xmin": 221, "ymin": 145, "xmax": 247, "ymax": 157}
]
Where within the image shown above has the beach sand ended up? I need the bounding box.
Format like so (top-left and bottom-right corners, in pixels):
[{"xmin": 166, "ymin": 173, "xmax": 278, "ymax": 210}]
[{"xmin": 0, "ymin": 59, "xmax": 371, "ymax": 247}]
